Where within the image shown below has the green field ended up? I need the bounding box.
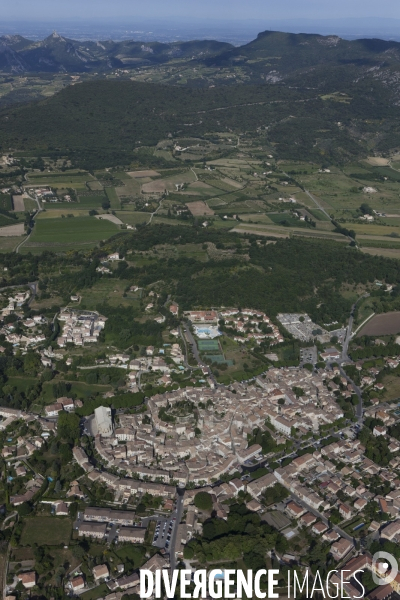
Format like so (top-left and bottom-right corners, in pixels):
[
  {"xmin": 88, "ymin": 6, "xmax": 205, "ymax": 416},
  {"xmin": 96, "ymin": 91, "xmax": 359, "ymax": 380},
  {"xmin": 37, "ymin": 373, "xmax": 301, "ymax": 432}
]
[
  {"xmin": 105, "ymin": 187, "xmax": 121, "ymax": 209},
  {"xmin": 115, "ymin": 211, "xmax": 150, "ymax": 225},
  {"xmin": 0, "ymin": 193, "xmax": 13, "ymax": 211},
  {"xmin": 27, "ymin": 216, "xmax": 119, "ymax": 245},
  {"xmin": 80, "ymin": 584, "xmax": 109, "ymax": 600},
  {"xmin": 77, "ymin": 195, "xmax": 107, "ymax": 207},
  {"xmin": 20, "ymin": 517, "xmax": 72, "ymax": 546},
  {"xmin": 268, "ymin": 213, "xmax": 310, "ymax": 227},
  {"xmin": 41, "ymin": 380, "xmax": 112, "ymax": 403}
]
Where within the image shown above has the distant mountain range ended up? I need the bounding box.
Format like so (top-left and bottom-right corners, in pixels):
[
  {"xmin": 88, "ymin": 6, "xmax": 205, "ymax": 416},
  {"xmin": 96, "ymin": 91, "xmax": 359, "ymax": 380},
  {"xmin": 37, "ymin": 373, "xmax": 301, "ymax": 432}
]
[
  {"xmin": 2, "ymin": 29, "xmax": 400, "ymax": 167},
  {"xmin": 2, "ymin": 29, "xmax": 400, "ymax": 96},
  {"xmin": 0, "ymin": 31, "xmax": 232, "ymax": 73}
]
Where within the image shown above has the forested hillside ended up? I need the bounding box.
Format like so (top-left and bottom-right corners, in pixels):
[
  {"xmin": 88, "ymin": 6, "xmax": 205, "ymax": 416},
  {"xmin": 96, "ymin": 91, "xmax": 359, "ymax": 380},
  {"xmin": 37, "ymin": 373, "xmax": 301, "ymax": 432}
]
[{"xmin": 0, "ymin": 74, "xmax": 398, "ymax": 168}]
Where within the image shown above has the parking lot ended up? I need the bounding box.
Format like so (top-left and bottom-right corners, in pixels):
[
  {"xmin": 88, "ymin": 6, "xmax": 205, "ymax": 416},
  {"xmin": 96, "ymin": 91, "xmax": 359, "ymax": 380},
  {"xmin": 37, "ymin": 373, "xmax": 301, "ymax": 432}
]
[
  {"xmin": 300, "ymin": 346, "xmax": 317, "ymax": 365},
  {"xmin": 145, "ymin": 516, "xmax": 176, "ymax": 550}
]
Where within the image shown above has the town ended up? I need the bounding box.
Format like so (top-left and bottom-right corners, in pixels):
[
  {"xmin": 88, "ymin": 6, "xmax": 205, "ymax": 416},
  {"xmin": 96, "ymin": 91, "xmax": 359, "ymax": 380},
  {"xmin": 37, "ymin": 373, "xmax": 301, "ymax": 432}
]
[{"xmin": 0, "ymin": 286, "xmax": 400, "ymax": 600}]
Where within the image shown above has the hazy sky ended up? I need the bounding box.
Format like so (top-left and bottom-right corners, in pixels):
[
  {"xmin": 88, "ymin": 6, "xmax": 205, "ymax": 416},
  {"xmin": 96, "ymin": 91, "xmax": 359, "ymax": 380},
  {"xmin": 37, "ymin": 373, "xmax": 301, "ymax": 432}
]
[{"xmin": 3, "ymin": 0, "xmax": 400, "ymax": 21}]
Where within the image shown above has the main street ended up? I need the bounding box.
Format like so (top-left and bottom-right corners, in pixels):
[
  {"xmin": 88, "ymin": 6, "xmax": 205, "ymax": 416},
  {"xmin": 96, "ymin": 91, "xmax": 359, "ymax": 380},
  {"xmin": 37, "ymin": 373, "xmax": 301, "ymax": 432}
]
[
  {"xmin": 338, "ymin": 293, "xmax": 370, "ymax": 425},
  {"xmin": 169, "ymin": 488, "xmax": 184, "ymax": 573}
]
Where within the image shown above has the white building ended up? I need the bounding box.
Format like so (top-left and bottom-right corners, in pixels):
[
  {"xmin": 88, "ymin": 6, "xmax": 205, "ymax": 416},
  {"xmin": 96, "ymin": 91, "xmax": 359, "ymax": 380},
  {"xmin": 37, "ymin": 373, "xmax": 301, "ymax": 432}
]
[{"xmin": 95, "ymin": 406, "xmax": 113, "ymax": 437}]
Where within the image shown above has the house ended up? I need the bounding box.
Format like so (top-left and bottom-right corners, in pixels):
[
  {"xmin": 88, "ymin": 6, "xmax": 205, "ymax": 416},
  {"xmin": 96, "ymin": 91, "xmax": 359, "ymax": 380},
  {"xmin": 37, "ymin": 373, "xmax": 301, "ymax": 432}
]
[
  {"xmin": 246, "ymin": 499, "xmax": 263, "ymax": 512},
  {"xmin": 312, "ymin": 521, "xmax": 328, "ymax": 535},
  {"xmin": 320, "ymin": 350, "xmax": 341, "ymax": 362},
  {"xmin": 107, "ymin": 253, "xmax": 122, "ymax": 261},
  {"xmin": 71, "ymin": 575, "xmax": 85, "ymax": 592},
  {"xmin": 354, "ymin": 498, "xmax": 368, "ymax": 512},
  {"xmin": 339, "ymin": 503, "xmax": 353, "ymax": 520},
  {"xmin": 286, "ymin": 501, "xmax": 306, "ymax": 518},
  {"xmin": 323, "ymin": 530, "xmax": 340, "ymax": 542},
  {"xmin": 55, "ymin": 502, "xmax": 69, "ymax": 516},
  {"xmin": 58, "ymin": 397, "xmax": 75, "ymax": 411},
  {"xmin": 93, "ymin": 564, "xmax": 110, "ymax": 581},
  {"xmin": 116, "ymin": 573, "xmax": 140, "ymax": 591},
  {"xmin": 380, "ymin": 520, "xmax": 400, "ymax": 541},
  {"xmin": 373, "ymin": 426, "xmax": 387, "ymax": 437},
  {"xmin": 170, "ymin": 304, "xmax": 179, "ymax": 315},
  {"xmin": 18, "ymin": 572, "xmax": 36, "ymax": 589},
  {"xmin": 45, "ymin": 403, "xmax": 63, "ymax": 417},
  {"xmin": 300, "ymin": 512, "xmax": 317, "ymax": 527},
  {"xmin": 330, "ymin": 538, "xmax": 354, "ymax": 560}
]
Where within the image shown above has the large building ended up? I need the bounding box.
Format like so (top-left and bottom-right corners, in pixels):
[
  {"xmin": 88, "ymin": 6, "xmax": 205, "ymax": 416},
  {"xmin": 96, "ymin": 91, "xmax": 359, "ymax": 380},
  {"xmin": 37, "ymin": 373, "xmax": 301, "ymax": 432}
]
[
  {"xmin": 78, "ymin": 522, "xmax": 107, "ymax": 539},
  {"xmin": 84, "ymin": 507, "xmax": 136, "ymax": 525},
  {"xmin": 118, "ymin": 527, "xmax": 146, "ymax": 543},
  {"xmin": 95, "ymin": 406, "xmax": 113, "ymax": 437}
]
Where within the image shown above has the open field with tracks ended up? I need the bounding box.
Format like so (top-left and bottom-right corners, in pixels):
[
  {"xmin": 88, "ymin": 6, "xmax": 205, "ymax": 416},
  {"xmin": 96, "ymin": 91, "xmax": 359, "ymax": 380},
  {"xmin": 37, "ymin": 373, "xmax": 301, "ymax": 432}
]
[{"xmin": 358, "ymin": 312, "xmax": 400, "ymax": 336}]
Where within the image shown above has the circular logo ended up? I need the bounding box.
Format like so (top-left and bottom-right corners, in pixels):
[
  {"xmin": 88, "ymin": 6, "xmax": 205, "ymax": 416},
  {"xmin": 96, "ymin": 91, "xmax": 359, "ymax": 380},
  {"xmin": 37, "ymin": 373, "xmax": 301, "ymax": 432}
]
[{"xmin": 372, "ymin": 551, "xmax": 398, "ymax": 586}]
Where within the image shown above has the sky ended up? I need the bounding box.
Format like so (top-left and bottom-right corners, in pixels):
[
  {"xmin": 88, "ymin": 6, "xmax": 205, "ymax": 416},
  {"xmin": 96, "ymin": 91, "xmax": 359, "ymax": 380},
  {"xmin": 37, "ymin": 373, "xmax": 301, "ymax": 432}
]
[{"xmin": 2, "ymin": 0, "xmax": 400, "ymax": 22}]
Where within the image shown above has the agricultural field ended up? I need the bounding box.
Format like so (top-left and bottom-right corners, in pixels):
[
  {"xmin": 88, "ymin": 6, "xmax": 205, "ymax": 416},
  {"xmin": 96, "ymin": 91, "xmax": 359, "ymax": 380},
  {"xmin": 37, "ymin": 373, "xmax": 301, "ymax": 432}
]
[
  {"xmin": 361, "ymin": 247, "xmax": 400, "ymax": 259},
  {"xmin": 23, "ymin": 215, "xmax": 120, "ymax": 249},
  {"xmin": 358, "ymin": 312, "xmax": 400, "ymax": 337}
]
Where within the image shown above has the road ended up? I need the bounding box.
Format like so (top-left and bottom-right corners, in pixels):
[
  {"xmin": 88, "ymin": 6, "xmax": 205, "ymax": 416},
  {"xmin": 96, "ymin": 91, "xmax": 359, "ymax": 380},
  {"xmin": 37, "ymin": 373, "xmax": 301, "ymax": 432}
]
[
  {"xmin": 15, "ymin": 194, "xmax": 42, "ymax": 254},
  {"xmin": 147, "ymin": 198, "xmax": 163, "ymax": 225},
  {"xmin": 290, "ymin": 491, "xmax": 355, "ymax": 544},
  {"xmin": 169, "ymin": 488, "xmax": 184, "ymax": 573},
  {"xmin": 27, "ymin": 281, "xmax": 38, "ymax": 306},
  {"xmin": 303, "ymin": 189, "xmax": 332, "ymax": 221},
  {"xmin": 341, "ymin": 294, "xmax": 370, "ymax": 363},
  {"xmin": 338, "ymin": 293, "xmax": 370, "ymax": 424}
]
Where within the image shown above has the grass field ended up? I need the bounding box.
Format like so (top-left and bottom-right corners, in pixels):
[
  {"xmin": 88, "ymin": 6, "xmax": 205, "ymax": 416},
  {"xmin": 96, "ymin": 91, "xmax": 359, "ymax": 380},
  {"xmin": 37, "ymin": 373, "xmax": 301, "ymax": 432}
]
[
  {"xmin": 115, "ymin": 211, "xmax": 150, "ymax": 225},
  {"xmin": 20, "ymin": 517, "xmax": 72, "ymax": 546},
  {"xmin": 77, "ymin": 195, "xmax": 107, "ymax": 207},
  {"xmin": 345, "ymin": 222, "xmax": 400, "ymax": 236},
  {"xmin": 27, "ymin": 216, "xmax": 119, "ymax": 245},
  {"xmin": 80, "ymin": 584, "xmax": 109, "ymax": 600},
  {"xmin": 77, "ymin": 278, "xmax": 140, "ymax": 309},
  {"xmin": 41, "ymin": 380, "xmax": 112, "ymax": 403},
  {"xmin": 268, "ymin": 213, "xmax": 309, "ymax": 227},
  {"xmin": 0, "ymin": 237, "xmax": 22, "ymax": 252},
  {"xmin": 380, "ymin": 373, "xmax": 400, "ymax": 402}
]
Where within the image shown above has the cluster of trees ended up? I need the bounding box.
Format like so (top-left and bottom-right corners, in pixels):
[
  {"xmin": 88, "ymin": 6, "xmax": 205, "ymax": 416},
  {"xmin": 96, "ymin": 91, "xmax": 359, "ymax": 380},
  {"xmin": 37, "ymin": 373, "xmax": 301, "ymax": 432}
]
[
  {"xmin": 247, "ymin": 427, "xmax": 277, "ymax": 454},
  {"xmin": 358, "ymin": 417, "xmax": 391, "ymax": 466},
  {"xmin": 184, "ymin": 503, "xmax": 288, "ymax": 566}
]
